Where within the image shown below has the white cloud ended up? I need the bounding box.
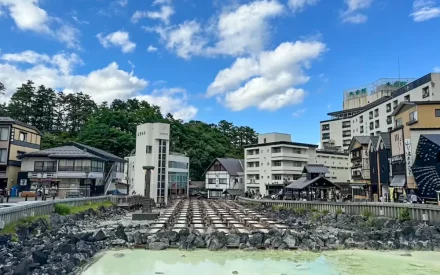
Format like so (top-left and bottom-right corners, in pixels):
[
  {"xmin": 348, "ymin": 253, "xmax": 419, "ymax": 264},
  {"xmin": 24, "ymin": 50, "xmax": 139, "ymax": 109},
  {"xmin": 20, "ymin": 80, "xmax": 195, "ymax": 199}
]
[
  {"xmin": 410, "ymin": 0, "xmax": 440, "ymax": 22},
  {"xmin": 292, "ymin": 108, "xmax": 307, "ymax": 117},
  {"xmin": 434, "ymin": 66, "xmax": 440, "ymax": 72},
  {"xmin": 132, "ymin": 5, "xmax": 174, "ymax": 24},
  {"xmin": 147, "ymin": 45, "xmax": 158, "ymax": 52},
  {"xmin": 0, "ymin": 0, "xmax": 81, "ymax": 48},
  {"xmin": 115, "ymin": 0, "xmax": 128, "ymax": 7},
  {"xmin": 1, "ymin": 50, "xmax": 83, "ymax": 75},
  {"xmin": 206, "ymin": 0, "xmax": 284, "ymax": 56},
  {"xmin": 135, "ymin": 88, "xmax": 198, "ymax": 120},
  {"xmin": 97, "ymin": 31, "xmax": 136, "ymax": 53},
  {"xmin": 153, "ymin": 0, "xmax": 172, "ymax": 5},
  {"xmin": 207, "ymin": 40, "xmax": 326, "ymax": 111},
  {"xmin": 288, "ymin": 0, "xmax": 319, "ymax": 12},
  {"xmin": 147, "ymin": 0, "xmax": 285, "ymax": 59},
  {"xmin": 340, "ymin": 0, "xmax": 373, "ymax": 24},
  {"xmin": 147, "ymin": 20, "xmax": 207, "ymax": 59},
  {"xmin": 0, "ymin": 57, "xmax": 147, "ymax": 103}
]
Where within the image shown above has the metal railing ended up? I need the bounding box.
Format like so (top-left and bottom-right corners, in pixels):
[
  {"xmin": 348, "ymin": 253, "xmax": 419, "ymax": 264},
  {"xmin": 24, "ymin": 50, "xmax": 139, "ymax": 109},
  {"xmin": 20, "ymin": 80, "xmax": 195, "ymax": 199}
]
[
  {"xmin": 0, "ymin": 196, "xmax": 117, "ymax": 228},
  {"xmin": 238, "ymin": 197, "xmax": 440, "ymax": 222},
  {"xmin": 103, "ymin": 163, "xmax": 116, "ymax": 195}
]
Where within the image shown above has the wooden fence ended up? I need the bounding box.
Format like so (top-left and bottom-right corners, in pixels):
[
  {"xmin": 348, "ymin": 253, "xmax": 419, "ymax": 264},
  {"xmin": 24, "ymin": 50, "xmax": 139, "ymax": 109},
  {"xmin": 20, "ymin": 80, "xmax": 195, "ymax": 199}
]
[{"xmin": 238, "ymin": 197, "xmax": 440, "ymax": 222}]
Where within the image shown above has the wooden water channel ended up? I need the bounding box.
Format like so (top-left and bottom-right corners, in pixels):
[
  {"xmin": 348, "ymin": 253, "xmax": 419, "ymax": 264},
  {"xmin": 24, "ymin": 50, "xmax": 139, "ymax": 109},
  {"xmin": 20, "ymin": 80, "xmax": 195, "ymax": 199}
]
[{"xmin": 135, "ymin": 199, "xmax": 290, "ymax": 235}]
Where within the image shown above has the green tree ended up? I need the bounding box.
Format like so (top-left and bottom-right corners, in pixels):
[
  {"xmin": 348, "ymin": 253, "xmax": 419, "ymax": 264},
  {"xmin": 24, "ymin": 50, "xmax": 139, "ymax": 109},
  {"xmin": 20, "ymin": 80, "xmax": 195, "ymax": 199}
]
[{"xmin": 7, "ymin": 80, "xmax": 35, "ymax": 124}]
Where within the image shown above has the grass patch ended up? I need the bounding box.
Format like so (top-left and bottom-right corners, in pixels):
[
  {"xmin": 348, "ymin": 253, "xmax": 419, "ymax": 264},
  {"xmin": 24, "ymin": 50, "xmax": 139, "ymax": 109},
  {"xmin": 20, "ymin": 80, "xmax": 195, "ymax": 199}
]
[
  {"xmin": 0, "ymin": 215, "xmax": 49, "ymax": 236},
  {"xmin": 362, "ymin": 209, "xmax": 374, "ymax": 218},
  {"xmin": 1, "ymin": 200, "xmax": 114, "ymax": 236},
  {"xmin": 398, "ymin": 208, "xmax": 410, "ymax": 222},
  {"xmin": 321, "ymin": 209, "xmax": 330, "ymax": 215},
  {"xmin": 366, "ymin": 216, "xmax": 377, "ymax": 227},
  {"xmin": 312, "ymin": 212, "xmax": 322, "ymax": 221},
  {"xmin": 311, "ymin": 208, "xmax": 319, "ymax": 213},
  {"xmin": 296, "ymin": 208, "xmax": 307, "ymax": 216},
  {"xmin": 335, "ymin": 208, "xmax": 343, "ymax": 215}
]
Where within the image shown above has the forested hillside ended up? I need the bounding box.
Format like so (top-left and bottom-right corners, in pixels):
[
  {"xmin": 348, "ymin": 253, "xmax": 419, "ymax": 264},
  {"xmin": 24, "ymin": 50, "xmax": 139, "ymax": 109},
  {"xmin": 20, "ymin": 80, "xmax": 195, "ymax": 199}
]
[{"xmin": 0, "ymin": 81, "xmax": 258, "ymax": 180}]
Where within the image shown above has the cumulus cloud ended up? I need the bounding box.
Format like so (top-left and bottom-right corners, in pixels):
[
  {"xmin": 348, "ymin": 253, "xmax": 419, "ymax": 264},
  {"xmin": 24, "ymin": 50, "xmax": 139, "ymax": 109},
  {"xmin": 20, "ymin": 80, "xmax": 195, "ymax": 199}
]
[
  {"xmin": 146, "ymin": 20, "xmax": 207, "ymax": 59},
  {"xmin": 97, "ymin": 31, "xmax": 136, "ymax": 53},
  {"xmin": 0, "ymin": 50, "xmax": 197, "ymax": 120},
  {"xmin": 207, "ymin": 40, "xmax": 326, "ymax": 111},
  {"xmin": 0, "ymin": 0, "xmax": 81, "ymax": 48},
  {"xmin": 340, "ymin": 0, "xmax": 373, "ymax": 24},
  {"xmin": 132, "ymin": 5, "xmax": 174, "ymax": 24},
  {"xmin": 288, "ymin": 0, "xmax": 319, "ymax": 12},
  {"xmin": 136, "ymin": 88, "xmax": 198, "ymax": 120},
  {"xmin": 146, "ymin": 0, "xmax": 285, "ymax": 59},
  {"xmin": 410, "ymin": 0, "xmax": 440, "ymax": 22},
  {"xmin": 147, "ymin": 45, "xmax": 158, "ymax": 52}
]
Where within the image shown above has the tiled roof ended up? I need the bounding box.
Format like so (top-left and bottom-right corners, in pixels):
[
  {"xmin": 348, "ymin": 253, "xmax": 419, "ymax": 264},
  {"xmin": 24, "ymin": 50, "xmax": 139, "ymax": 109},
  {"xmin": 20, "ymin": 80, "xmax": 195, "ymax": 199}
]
[
  {"xmin": 354, "ymin": 136, "xmax": 372, "ymax": 145},
  {"xmin": 0, "ymin": 117, "xmax": 42, "ymax": 135},
  {"xmin": 379, "ymin": 132, "xmax": 391, "ymax": 149},
  {"xmin": 286, "ymin": 176, "xmax": 340, "ymax": 190},
  {"xmin": 71, "ymin": 142, "xmax": 125, "ymax": 162},
  {"xmin": 303, "ymin": 164, "xmax": 329, "ymax": 174},
  {"xmin": 222, "ymin": 189, "xmax": 244, "ymax": 196},
  {"xmin": 217, "ymin": 158, "xmax": 244, "ymax": 176},
  {"xmin": 20, "ymin": 146, "xmax": 106, "ymax": 161},
  {"xmin": 370, "ymin": 136, "xmax": 379, "ymax": 148}
]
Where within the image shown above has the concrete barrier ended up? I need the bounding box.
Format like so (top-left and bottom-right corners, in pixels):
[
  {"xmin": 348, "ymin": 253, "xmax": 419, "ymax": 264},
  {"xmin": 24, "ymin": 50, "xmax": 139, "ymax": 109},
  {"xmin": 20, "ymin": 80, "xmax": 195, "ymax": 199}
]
[
  {"xmin": 0, "ymin": 196, "xmax": 117, "ymax": 229},
  {"xmin": 238, "ymin": 197, "xmax": 440, "ymax": 222}
]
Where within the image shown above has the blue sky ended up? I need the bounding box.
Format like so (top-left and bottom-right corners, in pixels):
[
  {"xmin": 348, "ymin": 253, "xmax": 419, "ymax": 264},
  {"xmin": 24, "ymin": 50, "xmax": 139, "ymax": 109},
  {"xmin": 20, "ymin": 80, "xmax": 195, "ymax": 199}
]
[{"xmin": 0, "ymin": 0, "xmax": 440, "ymax": 145}]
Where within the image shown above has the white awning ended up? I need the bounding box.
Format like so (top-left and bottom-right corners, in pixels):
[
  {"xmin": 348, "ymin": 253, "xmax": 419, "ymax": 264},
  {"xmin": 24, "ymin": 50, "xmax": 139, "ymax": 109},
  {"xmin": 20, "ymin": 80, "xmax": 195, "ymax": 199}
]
[{"xmin": 390, "ymin": 174, "xmax": 406, "ymax": 188}]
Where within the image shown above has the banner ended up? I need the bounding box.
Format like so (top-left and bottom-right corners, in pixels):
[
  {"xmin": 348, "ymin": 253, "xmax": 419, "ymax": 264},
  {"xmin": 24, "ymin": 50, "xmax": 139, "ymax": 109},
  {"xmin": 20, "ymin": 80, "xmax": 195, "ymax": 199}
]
[{"xmin": 404, "ymin": 139, "xmax": 413, "ymax": 177}]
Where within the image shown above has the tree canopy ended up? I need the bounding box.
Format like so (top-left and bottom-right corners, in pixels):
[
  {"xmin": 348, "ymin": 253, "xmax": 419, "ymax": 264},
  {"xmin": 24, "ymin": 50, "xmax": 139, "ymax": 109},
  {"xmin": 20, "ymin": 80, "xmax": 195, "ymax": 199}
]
[{"xmin": 2, "ymin": 81, "xmax": 258, "ymax": 180}]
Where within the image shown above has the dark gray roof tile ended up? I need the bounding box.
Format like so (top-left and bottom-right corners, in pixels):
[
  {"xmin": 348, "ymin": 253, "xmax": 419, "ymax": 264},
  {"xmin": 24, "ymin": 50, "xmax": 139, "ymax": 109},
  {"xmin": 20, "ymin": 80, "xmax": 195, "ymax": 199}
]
[{"xmin": 217, "ymin": 158, "xmax": 244, "ymax": 176}]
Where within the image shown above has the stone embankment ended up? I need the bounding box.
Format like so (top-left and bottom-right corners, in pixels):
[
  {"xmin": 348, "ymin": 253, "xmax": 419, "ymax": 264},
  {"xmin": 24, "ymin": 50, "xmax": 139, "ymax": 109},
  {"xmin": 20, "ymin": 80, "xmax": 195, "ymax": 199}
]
[{"xmin": 1, "ymin": 203, "xmax": 440, "ymax": 274}]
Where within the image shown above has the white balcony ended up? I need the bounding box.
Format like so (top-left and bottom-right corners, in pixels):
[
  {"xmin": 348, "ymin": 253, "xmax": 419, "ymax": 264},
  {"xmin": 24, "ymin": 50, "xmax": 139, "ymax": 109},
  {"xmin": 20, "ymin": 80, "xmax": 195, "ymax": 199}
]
[
  {"xmin": 246, "ymin": 154, "xmax": 259, "ymax": 159},
  {"xmin": 271, "ymin": 151, "xmax": 309, "ymax": 160},
  {"xmin": 246, "ymin": 166, "xmax": 260, "ymax": 172},
  {"xmin": 271, "ymin": 165, "xmax": 303, "ymax": 172}
]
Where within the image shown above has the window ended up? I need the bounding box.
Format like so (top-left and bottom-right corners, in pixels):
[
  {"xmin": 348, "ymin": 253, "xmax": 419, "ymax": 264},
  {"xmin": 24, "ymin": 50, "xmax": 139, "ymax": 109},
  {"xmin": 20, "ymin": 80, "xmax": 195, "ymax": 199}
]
[
  {"xmin": 0, "ymin": 149, "xmax": 7, "ymax": 163},
  {"xmin": 360, "ymin": 126, "xmax": 364, "ymax": 133},
  {"xmin": 404, "ymin": 95, "xmax": 410, "ymax": 102},
  {"xmin": 369, "ymin": 111, "xmax": 373, "ymax": 119},
  {"xmin": 34, "ymin": 161, "xmax": 56, "ymax": 172},
  {"xmin": 263, "ymin": 138, "xmax": 267, "ymax": 143},
  {"xmin": 91, "ymin": 160, "xmax": 104, "ymax": 172},
  {"xmin": 74, "ymin": 159, "xmax": 83, "ymax": 171},
  {"xmin": 16, "ymin": 151, "xmax": 25, "ymax": 158},
  {"xmin": 273, "ymin": 161, "xmax": 281, "ymax": 166},
  {"xmin": 272, "ymin": 147, "xmax": 281, "ymax": 153},
  {"xmin": 393, "ymin": 100, "xmax": 398, "ymax": 109},
  {"xmin": 218, "ymin": 178, "xmax": 227, "ymax": 184},
  {"xmin": 359, "ymin": 116, "xmax": 363, "ymax": 123},
  {"xmin": 58, "ymin": 159, "xmax": 74, "ymax": 171},
  {"xmin": 343, "ymin": 130, "xmax": 351, "ymax": 137},
  {"xmin": 274, "ymin": 175, "xmax": 281, "ymax": 180},
  {"xmin": 409, "ymin": 111, "xmax": 418, "ymax": 124},
  {"xmin": 19, "ymin": 131, "xmax": 27, "ymax": 142},
  {"xmin": 435, "ymin": 109, "xmax": 440, "ymax": 117},
  {"xmin": 322, "ymin": 124, "xmax": 330, "ymax": 130},
  {"xmin": 294, "ymin": 149, "xmax": 302, "ymax": 154},
  {"xmin": 213, "ymin": 164, "xmax": 222, "ymax": 171},
  {"xmin": 388, "ymin": 127, "xmax": 393, "ymax": 132},
  {"xmin": 369, "ymin": 122, "xmax": 374, "ymax": 130},
  {"xmin": 374, "ymin": 109, "xmax": 379, "ymax": 117},
  {"xmin": 375, "ymin": 120, "xmax": 379, "ymax": 128},
  {"xmin": 342, "ymin": 121, "xmax": 350, "ymax": 128},
  {"xmin": 0, "ymin": 165, "xmax": 6, "ymax": 173},
  {"xmin": 146, "ymin": 146, "xmax": 152, "ymax": 153},
  {"xmin": 395, "ymin": 117, "xmax": 403, "ymax": 128},
  {"xmin": 423, "ymin": 86, "xmax": 430, "ymax": 98},
  {"xmin": 387, "ymin": 115, "xmax": 392, "ymax": 124},
  {"xmin": 386, "ymin": 103, "xmax": 391, "ymax": 112},
  {"xmin": 0, "ymin": 128, "xmax": 9, "ymax": 141},
  {"xmin": 322, "ymin": 133, "xmax": 330, "ymax": 139}
]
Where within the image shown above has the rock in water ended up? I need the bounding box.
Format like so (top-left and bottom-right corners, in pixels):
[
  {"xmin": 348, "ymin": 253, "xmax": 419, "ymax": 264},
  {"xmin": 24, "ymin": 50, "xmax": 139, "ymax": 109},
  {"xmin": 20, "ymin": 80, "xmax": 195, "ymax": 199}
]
[
  {"xmin": 232, "ymin": 271, "xmax": 239, "ymax": 274},
  {"xmin": 115, "ymin": 225, "xmax": 128, "ymax": 241},
  {"xmin": 92, "ymin": 230, "xmax": 107, "ymax": 242},
  {"xmin": 149, "ymin": 242, "xmax": 168, "ymax": 250},
  {"xmin": 400, "ymin": 252, "xmax": 412, "ymax": 257},
  {"xmin": 113, "ymin": 253, "xmax": 125, "ymax": 258}
]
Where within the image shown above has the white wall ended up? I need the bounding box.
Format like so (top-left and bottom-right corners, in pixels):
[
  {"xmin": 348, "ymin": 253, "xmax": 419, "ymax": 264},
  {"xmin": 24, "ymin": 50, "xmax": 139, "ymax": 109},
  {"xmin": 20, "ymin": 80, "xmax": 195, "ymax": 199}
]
[{"xmin": 314, "ymin": 151, "xmax": 350, "ymax": 182}]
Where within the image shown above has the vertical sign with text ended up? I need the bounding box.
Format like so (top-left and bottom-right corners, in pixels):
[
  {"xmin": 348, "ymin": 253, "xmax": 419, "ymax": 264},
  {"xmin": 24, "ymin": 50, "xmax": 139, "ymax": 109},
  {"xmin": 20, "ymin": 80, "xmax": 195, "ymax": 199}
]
[{"xmin": 404, "ymin": 139, "xmax": 413, "ymax": 177}]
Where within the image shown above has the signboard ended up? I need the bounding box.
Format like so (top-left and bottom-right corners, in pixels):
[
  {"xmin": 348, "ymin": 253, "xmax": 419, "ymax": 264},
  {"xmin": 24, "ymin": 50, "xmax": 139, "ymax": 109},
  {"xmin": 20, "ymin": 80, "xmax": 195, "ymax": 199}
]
[
  {"xmin": 391, "ymin": 129, "xmax": 404, "ymax": 157},
  {"xmin": 20, "ymin": 179, "xmax": 27, "ymax": 186},
  {"xmin": 404, "ymin": 139, "xmax": 413, "ymax": 177}
]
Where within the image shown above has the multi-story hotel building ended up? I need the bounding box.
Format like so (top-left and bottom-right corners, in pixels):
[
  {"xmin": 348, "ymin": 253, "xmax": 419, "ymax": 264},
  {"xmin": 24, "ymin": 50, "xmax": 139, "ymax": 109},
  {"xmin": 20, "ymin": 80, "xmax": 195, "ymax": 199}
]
[
  {"xmin": 313, "ymin": 150, "xmax": 350, "ymax": 183},
  {"xmin": 0, "ymin": 117, "xmax": 41, "ymax": 189},
  {"xmin": 320, "ymin": 73, "xmax": 440, "ymax": 152},
  {"xmin": 128, "ymin": 123, "xmax": 189, "ymax": 204},
  {"xmin": 244, "ymin": 133, "xmax": 318, "ymax": 196}
]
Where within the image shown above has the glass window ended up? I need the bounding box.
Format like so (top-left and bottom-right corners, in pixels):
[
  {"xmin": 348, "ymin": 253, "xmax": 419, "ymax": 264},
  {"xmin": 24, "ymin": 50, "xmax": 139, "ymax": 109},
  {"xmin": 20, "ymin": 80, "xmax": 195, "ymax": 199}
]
[
  {"xmin": 0, "ymin": 128, "xmax": 9, "ymax": 141},
  {"xmin": 435, "ymin": 109, "xmax": 440, "ymax": 117},
  {"xmin": 82, "ymin": 159, "xmax": 91, "ymax": 171},
  {"xmin": 19, "ymin": 131, "xmax": 27, "ymax": 142},
  {"xmin": 0, "ymin": 149, "xmax": 7, "ymax": 163},
  {"xmin": 74, "ymin": 159, "xmax": 83, "ymax": 171}
]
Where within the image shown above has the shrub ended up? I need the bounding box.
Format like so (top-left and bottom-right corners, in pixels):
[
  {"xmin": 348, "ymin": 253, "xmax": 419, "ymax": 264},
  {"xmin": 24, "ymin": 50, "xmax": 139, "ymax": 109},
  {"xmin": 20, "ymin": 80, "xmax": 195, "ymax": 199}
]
[
  {"xmin": 296, "ymin": 208, "xmax": 307, "ymax": 216},
  {"xmin": 366, "ymin": 216, "xmax": 377, "ymax": 227},
  {"xmin": 54, "ymin": 204, "xmax": 71, "ymax": 215},
  {"xmin": 322, "ymin": 209, "xmax": 330, "ymax": 215},
  {"xmin": 335, "ymin": 208, "xmax": 343, "ymax": 215},
  {"xmin": 312, "ymin": 212, "xmax": 322, "ymax": 221},
  {"xmin": 361, "ymin": 209, "xmax": 373, "ymax": 218},
  {"xmin": 311, "ymin": 208, "xmax": 319, "ymax": 212},
  {"xmin": 399, "ymin": 208, "xmax": 410, "ymax": 222}
]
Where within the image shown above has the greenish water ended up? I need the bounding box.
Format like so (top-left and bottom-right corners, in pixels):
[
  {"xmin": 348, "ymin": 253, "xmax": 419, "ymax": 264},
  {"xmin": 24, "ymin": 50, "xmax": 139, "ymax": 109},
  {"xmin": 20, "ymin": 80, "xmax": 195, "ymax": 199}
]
[{"xmin": 82, "ymin": 249, "xmax": 440, "ymax": 275}]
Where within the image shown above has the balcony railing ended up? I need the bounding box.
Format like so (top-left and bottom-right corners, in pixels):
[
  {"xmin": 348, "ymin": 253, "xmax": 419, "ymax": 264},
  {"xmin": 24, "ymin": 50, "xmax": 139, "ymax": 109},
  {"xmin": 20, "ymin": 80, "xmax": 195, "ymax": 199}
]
[{"xmin": 342, "ymin": 124, "xmax": 351, "ymax": 128}]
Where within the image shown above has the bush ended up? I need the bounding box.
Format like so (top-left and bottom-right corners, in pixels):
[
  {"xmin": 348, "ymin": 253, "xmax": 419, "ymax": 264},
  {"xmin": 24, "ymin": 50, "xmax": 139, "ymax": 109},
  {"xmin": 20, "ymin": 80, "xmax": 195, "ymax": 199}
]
[
  {"xmin": 366, "ymin": 216, "xmax": 377, "ymax": 227},
  {"xmin": 296, "ymin": 208, "xmax": 307, "ymax": 216},
  {"xmin": 311, "ymin": 208, "xmax": 319, "ymax": 212},
  {"xmin": 322, "ymin": 209, "xmax": 330, "ymax": 215},
  {"xmin": 54, "ymin": 204, "xmax": 71, "ymax": 215},
  {"xmin": 312, "ymin": 212, "xmax": 322, "ymax": 221},
  {"xmin": 335, "ymin": 208, "xmax": 343, "ymax": 215},
  {"xmin": 399, "ymin": 208, "xmax": 410, "ymax": 222},
  {"xmin": 362, "ymin": 209, "xmax": 373, "ymax": 218}
]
